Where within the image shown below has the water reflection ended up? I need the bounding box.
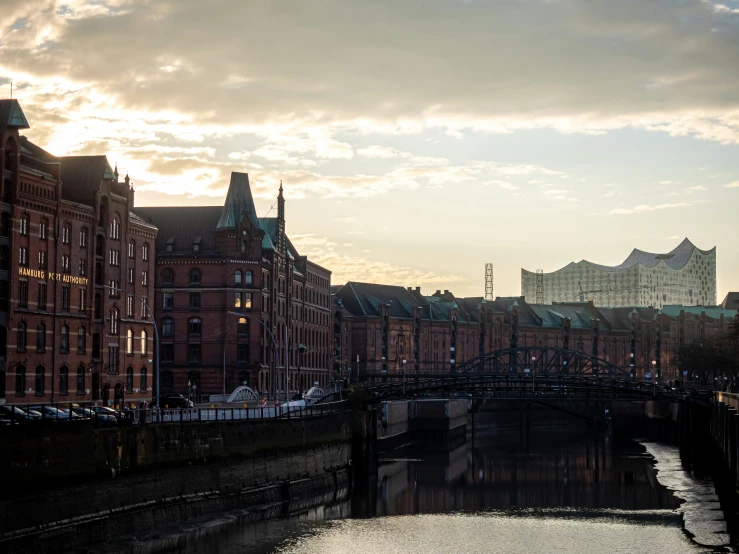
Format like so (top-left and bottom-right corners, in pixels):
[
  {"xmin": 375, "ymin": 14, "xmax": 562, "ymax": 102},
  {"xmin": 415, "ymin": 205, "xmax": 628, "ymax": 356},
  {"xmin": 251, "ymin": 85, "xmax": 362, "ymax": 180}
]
[
  {"xmin": 377, "ymin": 433, "xmax": 679, "ymax": 517},
  {"xmin": 176, "ymin": 421, "xmax": 733, "ymax": 554}
]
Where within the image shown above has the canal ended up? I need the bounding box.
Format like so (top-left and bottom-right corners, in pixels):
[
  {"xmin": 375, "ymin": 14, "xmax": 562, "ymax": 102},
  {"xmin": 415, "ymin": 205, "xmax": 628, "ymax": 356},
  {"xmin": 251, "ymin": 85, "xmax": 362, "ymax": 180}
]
[{"xmin": 170, "ymin": 410, "xmax": 736, "ymax": 554}]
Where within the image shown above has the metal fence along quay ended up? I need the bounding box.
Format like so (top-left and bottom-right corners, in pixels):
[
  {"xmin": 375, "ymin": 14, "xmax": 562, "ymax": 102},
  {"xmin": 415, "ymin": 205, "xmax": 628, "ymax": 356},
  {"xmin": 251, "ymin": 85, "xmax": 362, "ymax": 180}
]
[{"xmin": 0, "ymin": 400, "xmax": 349, "ymax": 427}]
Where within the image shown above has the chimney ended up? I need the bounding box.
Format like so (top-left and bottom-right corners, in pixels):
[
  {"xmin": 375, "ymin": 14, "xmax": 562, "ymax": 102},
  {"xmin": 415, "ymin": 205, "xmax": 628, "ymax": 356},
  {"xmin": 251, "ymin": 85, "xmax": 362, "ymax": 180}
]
[
  {"xmin": 444, "ymin": 290, "xmax": 449, "ymax": 294},
  {"xmin": 415, "ymin": 287, "xmax": 421, "ymax": 293},
  {"xmin": 435, "ymin": 290, "xmax": 441, "ymax": 295}
]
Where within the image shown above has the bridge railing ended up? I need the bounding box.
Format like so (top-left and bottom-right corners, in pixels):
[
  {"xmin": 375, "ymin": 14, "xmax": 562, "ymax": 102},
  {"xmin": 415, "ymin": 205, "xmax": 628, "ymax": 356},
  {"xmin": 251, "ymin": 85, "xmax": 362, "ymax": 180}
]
[{"xmin": 0, "ymin": 400, "xmax": 349, "ymax": 427}]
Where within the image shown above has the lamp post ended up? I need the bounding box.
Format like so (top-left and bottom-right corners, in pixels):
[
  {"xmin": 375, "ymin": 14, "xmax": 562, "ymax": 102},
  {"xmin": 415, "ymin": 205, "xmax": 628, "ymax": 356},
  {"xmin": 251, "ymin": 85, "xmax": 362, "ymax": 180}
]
[
  {"xmin": 652, "ymin": 360, "xmax": 657, "ymax": 396},
  {"xmin": 402, "ymin": 358, "xmax": 407, "ymax": 395},
  {"xmin": 103, "ymin": 286, "xmax": 159, "ymax": 408},
  {"xmin": 531, "ymin": 356, "xmax": 536, "ymax": 394},
  {"xmin": 226, "ymin": 311, "xmax": 279, "ymax": 401}
]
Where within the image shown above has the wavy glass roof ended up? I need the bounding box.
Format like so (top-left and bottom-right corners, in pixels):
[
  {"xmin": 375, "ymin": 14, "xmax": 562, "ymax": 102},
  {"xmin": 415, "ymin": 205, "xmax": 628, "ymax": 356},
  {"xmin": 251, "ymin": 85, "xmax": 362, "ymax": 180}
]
[{"xmin": 537, "ymin": 238, "xmax": 714, "ymax": 274}]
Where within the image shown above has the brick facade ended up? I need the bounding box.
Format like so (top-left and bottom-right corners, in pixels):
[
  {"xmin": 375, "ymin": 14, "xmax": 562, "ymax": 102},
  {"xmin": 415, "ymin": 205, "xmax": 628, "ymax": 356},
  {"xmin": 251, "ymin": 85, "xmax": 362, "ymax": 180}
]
[
  {"xmin": 333, "ymin": 283, "xmax": 738, "ymax": 382},
  {"xmin": 137, "ymin": 177, "xmax": 331, "ymax": 399},
  {"xmin": 0, "ymin": 100, "xmax": 158, "ymax": 407}
]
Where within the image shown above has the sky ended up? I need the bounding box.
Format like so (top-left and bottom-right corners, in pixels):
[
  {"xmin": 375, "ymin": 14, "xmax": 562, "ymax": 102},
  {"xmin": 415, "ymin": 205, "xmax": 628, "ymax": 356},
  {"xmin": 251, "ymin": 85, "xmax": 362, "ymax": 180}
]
[{"xmin": 1, "ymin": 0, "xmax": 738, "ymax": 301}]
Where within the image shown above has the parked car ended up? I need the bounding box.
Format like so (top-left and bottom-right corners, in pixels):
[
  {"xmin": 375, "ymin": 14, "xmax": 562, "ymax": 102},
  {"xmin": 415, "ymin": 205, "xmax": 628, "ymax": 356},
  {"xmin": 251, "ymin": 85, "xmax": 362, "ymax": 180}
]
[
  {"xmin": 29, "ymin": 405, "xmax": 75, "ymax": 420},
  {"xmin": 151, "ymin": 394, "xmax": 195, "ymax": 408},
  {"xmin": 71, "ymin": 406, "xmax": 117, "ymax": 425},
  {"xmin": 0, "ymin": 405, "xmax": 41, "ymax": 422}
]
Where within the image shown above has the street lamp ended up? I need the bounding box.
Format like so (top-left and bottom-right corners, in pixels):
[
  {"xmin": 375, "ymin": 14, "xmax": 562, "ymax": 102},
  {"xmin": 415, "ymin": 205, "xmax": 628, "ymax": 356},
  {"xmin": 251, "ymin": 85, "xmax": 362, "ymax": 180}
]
[
  {"xmin": 402, "ymin": 358, "xmax": 407, "ymax": 395},
  {"xmin": 652, "ymin": 360, "xmax": 657, "ymax": 396},
  {"xmin": 103, "ymin": 286, "xmax": 160, "ymax": 408},
  {"xmin": 531, "ymin": 356, "xmax": 536, "ymax": 394},
  {"xmin": 226, "ymin": 311, "xmax": 280, "ymax": 401}
]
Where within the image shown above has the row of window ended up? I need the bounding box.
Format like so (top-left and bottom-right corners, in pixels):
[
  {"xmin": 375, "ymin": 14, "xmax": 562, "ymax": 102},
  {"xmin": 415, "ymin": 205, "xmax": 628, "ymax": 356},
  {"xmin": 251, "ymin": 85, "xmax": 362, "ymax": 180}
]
[
  {"xmin": 10, "ymin": 365, "xmax": 147, "ymax": 396},
  {"xmin": 16, "ymin": 322, "xmax": 88, "ymax": 353},
  {"xmin": 162, "ymin": 269, "xmax": 254, "ymax": 286},
  {"xmin": 18, "ymin": 281, "xmax": 86, "ymax": 312},
  {"xmin": 159, "ymin": 343, "xmax": 249, "ymax": 364},
  {"xmin": 162, "ymin": 291, "xmax": 253, "ymax": 310},
  {"xmin": 160, "ymin": 316, "xmax": 249, "ymax": 337}
]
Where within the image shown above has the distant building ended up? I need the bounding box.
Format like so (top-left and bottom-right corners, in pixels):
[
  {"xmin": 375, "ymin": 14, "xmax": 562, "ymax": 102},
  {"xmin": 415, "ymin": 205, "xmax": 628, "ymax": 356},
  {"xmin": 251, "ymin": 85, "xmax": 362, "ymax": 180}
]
[
  {"xmin": 0, "ymin": 100, "xmax": 158, "ymax": 407},
  {"xmin": 332, "ymin": 283, "xmax": 737, "ymax": 382},
  {"xmin": 137, "ymin": 175, "xmax": 331, "ymax": 398},
  {"xmin": 521, "ymin": 238, "xmax": 716, "ymax": 308}
]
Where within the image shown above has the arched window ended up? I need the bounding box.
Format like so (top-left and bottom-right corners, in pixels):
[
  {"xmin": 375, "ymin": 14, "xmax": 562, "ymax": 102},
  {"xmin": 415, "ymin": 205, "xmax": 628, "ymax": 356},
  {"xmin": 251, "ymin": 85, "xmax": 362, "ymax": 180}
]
[
  {"xmin": 245, "ymin": 271, "xmax": 253, "ymax": 286},
  {"xmin": 141, "ymin": 330, "xmax": 148, "ymax": 355},
  {"xmin": 0, "ymin": 245, "xmax": 8, "ymax": 272},
  {"xmin": 237, "ymin": 317, "xmax": 249, "ymax": 336},
  {"xmin": 110, "ymin": 214, "xmax": 120, "ymax": 240},
  {"xmin": 0, "ymin": 213, "xmax": 10, "ymax": 238},
  {"xmin": 15, "ymin": 365, "xmax": 25, "ymax": 395},
  {"xmin": 78, "ymin": 326, "xmax": 86, "ymax": 354},
  {"xmin": 241, "ymin": 240, "xmax": 246, "ymax": 252},
  {"xmin": 76, "ymin": 365, "xmax": 85, "ymax": 393},
  {"xmin": 142, "ymin": 243, "xmax": 149, "ymax": 261},
  {"xmin": 17, "ymin": 321, "xmax": 27, "ymax": 351},
  {"xmin": 161, "ymin": 370, "xmax": 174, "ymax": 392},
  {"xmin": 188, "ymin": 317, "xmax": 202, "ymax": 336},
  {"xmin": 60, "ymin": 324, "xmax": 69, "ymax": 353},
  {"xmin": 80, "ymin": 227, "xmax": 88, "ymax": 248},
  {"xmin": 128, "ymin": 240, "xmax": 136, "ymax": 259},
  {"xmin": 92, "ymin": 332, "xmax": 101, "ymax": 359},
  {"xmin": 125, "ymin": 367, "xmax": 134, "ymax": 393},
  {"xmin": 127, "ymin": 328, "xmax": 134, "ymax": 354},
  {"xmin": 35, "ymin": 366, "xmax": 44, "ymax": 395},
  {"xmin": 59, "ymin": 366, "xmax": 68, "ymax": 394},
  {"xmin": 110, "ymin": 308, "xmax": 119, "ymax": 334},
  {"xmin": 163, "ymin": 268, "xmax": 174, "ymax": 284},
  {"xmin": 140, "ymin": 367, "xmax": 148, "ymax": 392},
  {"xmin": 36, "ymin": 322, "xmax": 46, "ymax": 352},
  {"xmin": 189, "ymin": 268, "xmax": 201, "ymax": 284},
  {"xmin": 235, "ymin": 270, "xmax": 242, "ymax": 284},
  {"xmin": 162, "ymin": 317, "xmax": 174, "ymax": 337}
]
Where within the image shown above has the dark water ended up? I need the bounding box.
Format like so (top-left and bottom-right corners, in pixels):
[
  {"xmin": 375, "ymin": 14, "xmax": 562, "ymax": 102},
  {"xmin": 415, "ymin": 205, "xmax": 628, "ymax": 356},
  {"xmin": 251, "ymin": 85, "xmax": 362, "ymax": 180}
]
[{"xmin": 172, "ymin": 414, "xmax": 735, "ymax": 554}]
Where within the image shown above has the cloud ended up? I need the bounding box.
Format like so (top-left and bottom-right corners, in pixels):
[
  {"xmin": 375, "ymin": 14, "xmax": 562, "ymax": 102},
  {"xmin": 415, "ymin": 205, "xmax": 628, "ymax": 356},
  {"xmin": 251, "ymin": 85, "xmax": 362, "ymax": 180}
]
[
  {"xmin": 356, "ymin": 145, "xmax": 411, "ymax": 159},
  {"xmin": 726, "ymin": 180, "xmax": 739, "ymax": 188},
  {"xmin": 713, "ymin": 4, "xmax": 739, "ymax": 14},
  {"xmin": 685, "ymin": 185, "xmax": 708, "ymax": 191},
  {"xmin": 609, "ymin": 202, "xmax": 697, "ymax": 215},
  {"xmin": 289, "ymin": 234, "xmax": 463, "ymax": 287},
  {"xmin": 542, "ymin": 188, "xmax": 579, "ymax": 202}
]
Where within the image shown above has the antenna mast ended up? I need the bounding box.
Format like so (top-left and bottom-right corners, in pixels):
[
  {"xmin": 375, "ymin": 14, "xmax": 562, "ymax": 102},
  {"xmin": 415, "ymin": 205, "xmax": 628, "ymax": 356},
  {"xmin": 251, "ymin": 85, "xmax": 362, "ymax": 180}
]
[{"xmin": 484, "ymin": 263, "xmax": 494, "ymax": 301}]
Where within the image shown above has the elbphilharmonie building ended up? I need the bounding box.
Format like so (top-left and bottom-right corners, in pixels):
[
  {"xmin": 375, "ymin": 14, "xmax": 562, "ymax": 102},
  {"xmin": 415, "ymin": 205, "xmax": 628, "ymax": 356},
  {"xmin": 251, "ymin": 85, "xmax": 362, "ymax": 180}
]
[{"xmin": 521, "ymin": 238, "xmax": 716, "ymax": 308}]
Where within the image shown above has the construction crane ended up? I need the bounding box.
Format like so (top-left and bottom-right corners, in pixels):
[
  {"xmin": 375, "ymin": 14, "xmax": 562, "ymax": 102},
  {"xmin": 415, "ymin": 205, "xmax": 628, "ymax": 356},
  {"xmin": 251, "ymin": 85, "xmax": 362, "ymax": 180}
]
[{"xmin": 575, "ymin": 281, "xmax": 677, "ymax": 302}]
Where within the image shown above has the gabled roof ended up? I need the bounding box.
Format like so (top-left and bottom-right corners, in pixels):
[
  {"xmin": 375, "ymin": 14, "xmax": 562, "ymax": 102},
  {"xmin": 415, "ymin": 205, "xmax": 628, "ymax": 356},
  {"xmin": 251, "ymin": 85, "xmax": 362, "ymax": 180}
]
[
  {"xmin": 722, "ymin": 292, "xmax": 739, "ymax": 311},
  {"xmin": 336, "ymin": 282, "xmax": 426, "ymax": 319},
  {"xmin": 660, "ymin": 304, "xmax": 737, "ymax": 320},
  {"xmin": 217, "ymin": 172, "xmax": 259, "ymax": 230},
  {"xmin": 0, "ymin": 99, "xmax": 30, "ymax": 133},
  {"xmin": 58, "ymin": 155, "xmax": 115, "ymax": 205},
  {"xmin": 135, "ymin": 206, "xmax": 222, "ymax": 254}
]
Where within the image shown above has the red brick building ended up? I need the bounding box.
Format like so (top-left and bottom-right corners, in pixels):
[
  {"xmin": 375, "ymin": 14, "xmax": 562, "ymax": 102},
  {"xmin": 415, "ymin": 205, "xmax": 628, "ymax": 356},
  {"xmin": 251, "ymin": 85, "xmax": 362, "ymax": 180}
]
[
  {"xmin": 137, "ymin": 174, "xmax": 331, "ymax": 399},
  {"xmin": 0, "ymin": 100, "xmax": 158, "ymax": 407},
  {"xmin": 332, "ymin": 283, "xmax": 738, "ymax": 381}
]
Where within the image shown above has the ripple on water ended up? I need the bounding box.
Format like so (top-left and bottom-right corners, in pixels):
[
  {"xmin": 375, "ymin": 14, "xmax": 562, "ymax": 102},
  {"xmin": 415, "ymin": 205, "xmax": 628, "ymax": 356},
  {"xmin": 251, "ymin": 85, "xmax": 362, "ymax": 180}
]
[
  {"xmin": 272, "ymin": 513, "xmax": 711, "ymax": 554},
  {"xmin": 641, "ymin": 442, "xmax": 733, "ymax": 549}
]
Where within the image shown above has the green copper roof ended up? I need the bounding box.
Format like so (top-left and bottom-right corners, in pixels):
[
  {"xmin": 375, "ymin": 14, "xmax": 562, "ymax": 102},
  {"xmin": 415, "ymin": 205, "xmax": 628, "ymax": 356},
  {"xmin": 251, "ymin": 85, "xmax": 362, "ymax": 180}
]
[
  {"xmin": 0, "ymin": 99, "xmax": 30, "ymax": 132},
  {"xmin": 217, "ymin": 172, "xmax": 259, "ymax": 229}
]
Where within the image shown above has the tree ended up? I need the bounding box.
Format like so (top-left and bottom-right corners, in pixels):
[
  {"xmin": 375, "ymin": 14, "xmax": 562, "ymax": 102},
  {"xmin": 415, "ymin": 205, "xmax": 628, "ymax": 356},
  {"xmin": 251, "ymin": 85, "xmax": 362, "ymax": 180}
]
[{"xmin": 677, "ymin": 326, "xmax": 739, "ymax": 383}]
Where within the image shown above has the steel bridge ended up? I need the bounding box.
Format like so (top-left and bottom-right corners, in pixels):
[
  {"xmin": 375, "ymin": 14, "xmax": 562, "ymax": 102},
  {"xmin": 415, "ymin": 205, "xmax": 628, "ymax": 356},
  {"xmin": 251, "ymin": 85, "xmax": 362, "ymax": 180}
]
[{"xmin": 362, "ymin": 347, "xmax": 697, "ymax": 402}]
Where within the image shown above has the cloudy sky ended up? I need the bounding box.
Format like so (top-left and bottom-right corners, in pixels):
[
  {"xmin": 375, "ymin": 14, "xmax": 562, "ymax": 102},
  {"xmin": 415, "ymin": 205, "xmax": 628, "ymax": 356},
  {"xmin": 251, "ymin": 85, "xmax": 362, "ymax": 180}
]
[{"xmin": 2, "ymin": 0, "xmax": 738, "ymax": 300}]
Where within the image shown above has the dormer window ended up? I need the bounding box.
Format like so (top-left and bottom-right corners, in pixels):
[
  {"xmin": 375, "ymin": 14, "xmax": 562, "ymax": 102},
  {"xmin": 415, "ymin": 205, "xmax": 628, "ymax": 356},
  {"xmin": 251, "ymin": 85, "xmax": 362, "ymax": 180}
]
[
  {"xmin": 166, "ymin": 236, "xmax": 175, "ymax": 252},
  {"xmin": 193, "ymin": 236, "xmax": 202, "ymax": 253}
]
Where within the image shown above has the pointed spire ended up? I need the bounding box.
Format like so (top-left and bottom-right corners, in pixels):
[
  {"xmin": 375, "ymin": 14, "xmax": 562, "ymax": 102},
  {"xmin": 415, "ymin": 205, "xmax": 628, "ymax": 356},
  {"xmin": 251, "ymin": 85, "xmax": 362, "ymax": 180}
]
[
  {"xmin": 277, "ymin": 180, "xmax": 286, "ymax": 253},
  {"xmin": 114, "ymin": 163, "xmax": 119, "ymax": 180},
  {"xmin": 124, "ymin": 173, "xmax": 130, "ymax": 186},
  {"xmin": 217, "ymin": 172, "xmax": 259, "ymax": 229}
]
